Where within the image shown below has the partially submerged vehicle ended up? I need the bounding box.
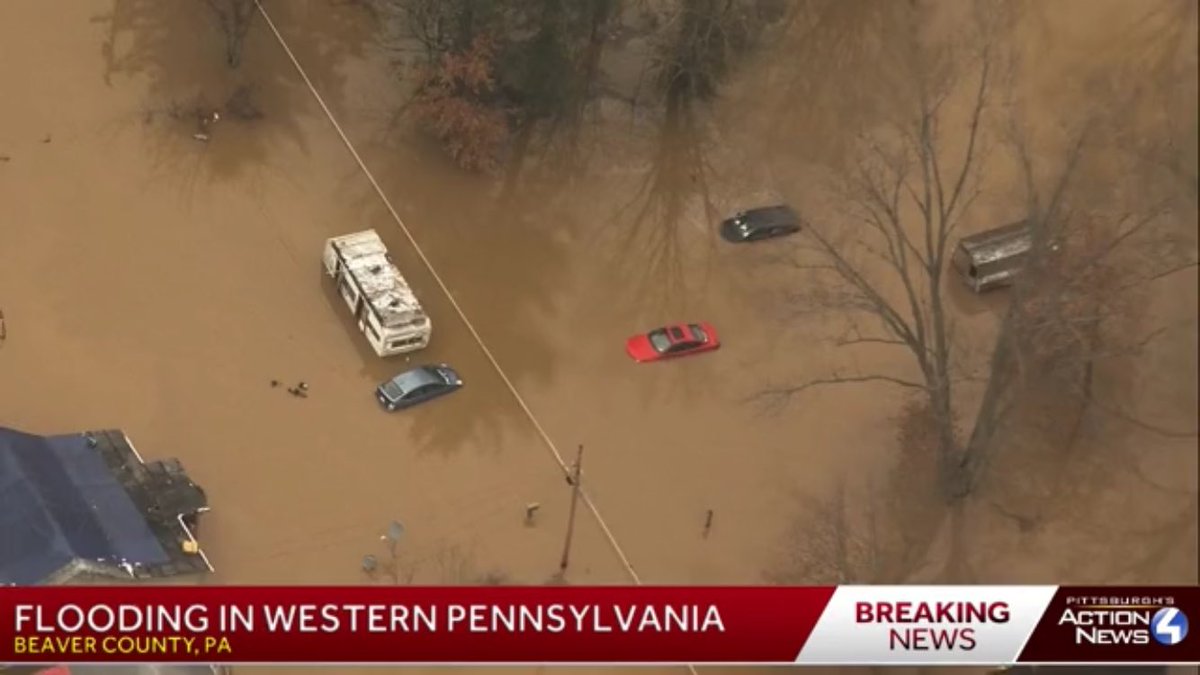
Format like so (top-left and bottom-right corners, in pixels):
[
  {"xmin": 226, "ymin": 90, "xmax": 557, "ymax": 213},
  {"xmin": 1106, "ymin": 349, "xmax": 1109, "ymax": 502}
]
[
  {"xmin": 719, "ymin": 204, "xmax": 801, "ymax": 243},
  {"xmin": 376, "ymin": 364, "xmax": 463, "ymax": 411},
  {"xmin": 323, "ymin": 229, "xmax": 431, "ymax": 357},
  {"xmin": 951, "ymin": 221, "xmax": 1034, "ymax": 293},
  {"xmin": 625, "ymin": 322, "xmax": 721, "ymax": 363}
]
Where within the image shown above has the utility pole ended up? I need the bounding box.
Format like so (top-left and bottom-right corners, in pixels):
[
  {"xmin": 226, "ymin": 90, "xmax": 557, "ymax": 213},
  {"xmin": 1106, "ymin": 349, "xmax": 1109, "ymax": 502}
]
[{"xmin": 559, "ymin": 444, "xmax": 584, "ymax": 572}]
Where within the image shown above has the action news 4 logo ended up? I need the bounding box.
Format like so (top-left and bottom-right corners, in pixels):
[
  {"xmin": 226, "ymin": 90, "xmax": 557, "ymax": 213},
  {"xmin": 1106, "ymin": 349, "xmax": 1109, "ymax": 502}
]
[
  {"xmin": 1058, "ymin": 596, "xmax": 1189, "ymax": 647},
  {"xmin": 1151, "ymin": 607, "xmax": 1189, "ymax": 646}
]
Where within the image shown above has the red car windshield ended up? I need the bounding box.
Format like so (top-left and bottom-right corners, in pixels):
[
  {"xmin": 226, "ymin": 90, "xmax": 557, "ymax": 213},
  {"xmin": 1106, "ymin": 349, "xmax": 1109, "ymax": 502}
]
[
  {"xmin": 688, "ymin": 324, "xmax": 708, "ymax": 342},
  {"xmin": 648, "ymin": 329, "xmax": 672, "ymax": 352}
]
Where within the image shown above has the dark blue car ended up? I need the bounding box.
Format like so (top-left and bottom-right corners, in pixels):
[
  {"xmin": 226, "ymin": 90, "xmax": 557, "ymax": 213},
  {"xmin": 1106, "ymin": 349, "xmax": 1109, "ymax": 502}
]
[
  {"xmin": 376, "ymin": 364, "xmax": 463, "ymax": 411},
  {"xmin": 719, "ymin": 204, "xmax": 801, "ymax": 243}
]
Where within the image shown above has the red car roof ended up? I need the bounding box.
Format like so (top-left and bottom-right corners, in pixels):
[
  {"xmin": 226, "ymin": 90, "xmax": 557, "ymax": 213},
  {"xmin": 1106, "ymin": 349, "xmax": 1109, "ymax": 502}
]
[{"xmin": 661, "ymin": 323, "xmax": 708, "ymax": 338}]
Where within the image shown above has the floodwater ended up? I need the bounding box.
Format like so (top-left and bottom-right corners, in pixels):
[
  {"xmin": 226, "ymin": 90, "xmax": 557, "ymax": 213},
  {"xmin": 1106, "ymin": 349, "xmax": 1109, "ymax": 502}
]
[
  {"xmin": 0, "ymin": 0, "xmax": 904, "ymax": 591},
  {"xmin": 1, "ymin": 0, "xmax": 1196, "ymax": 673}
]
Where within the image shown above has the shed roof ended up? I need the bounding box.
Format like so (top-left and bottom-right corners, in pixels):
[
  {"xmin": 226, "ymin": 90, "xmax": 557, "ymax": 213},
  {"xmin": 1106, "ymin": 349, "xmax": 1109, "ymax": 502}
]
[
  {"xmin": 958, "ymin": 221, "xmax": 1032, "ymax": 265},
  {"xmin": 0, "ymin": 428, "xmax": 170, "ymax": 585}
]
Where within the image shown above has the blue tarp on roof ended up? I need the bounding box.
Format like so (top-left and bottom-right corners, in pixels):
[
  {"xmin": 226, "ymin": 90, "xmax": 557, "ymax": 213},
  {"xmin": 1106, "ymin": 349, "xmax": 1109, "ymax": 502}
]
[{"xmin": 0, "ymin": 427, "xmax": 170, "ymax": 585}]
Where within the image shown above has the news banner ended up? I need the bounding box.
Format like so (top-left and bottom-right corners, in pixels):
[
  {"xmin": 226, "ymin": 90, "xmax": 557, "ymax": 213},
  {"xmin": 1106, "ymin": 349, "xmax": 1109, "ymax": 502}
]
[{"xmin": 2, "ymin": 586, "xmax": 1196, "ymax": 666}]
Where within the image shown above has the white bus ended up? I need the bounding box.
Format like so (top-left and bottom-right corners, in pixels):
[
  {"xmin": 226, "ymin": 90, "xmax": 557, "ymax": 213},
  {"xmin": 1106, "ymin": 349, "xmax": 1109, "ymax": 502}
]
[{"xmin": 322, "ymin": 229, "xmax": 431, "ymax": 357}]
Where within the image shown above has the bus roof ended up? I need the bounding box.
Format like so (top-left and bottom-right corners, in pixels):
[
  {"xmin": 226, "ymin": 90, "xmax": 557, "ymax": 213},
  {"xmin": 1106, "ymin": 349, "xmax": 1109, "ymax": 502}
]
[{"xmin": 328, "ymin": 230, "xmax": 427, "ymax": 329}]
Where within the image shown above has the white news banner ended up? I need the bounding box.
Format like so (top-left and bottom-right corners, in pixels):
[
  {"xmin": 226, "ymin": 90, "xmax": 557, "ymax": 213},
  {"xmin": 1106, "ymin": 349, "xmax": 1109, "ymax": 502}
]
[{"xmin": 795, "ymin": 585, "xmax": 1059, "ymax": 665}]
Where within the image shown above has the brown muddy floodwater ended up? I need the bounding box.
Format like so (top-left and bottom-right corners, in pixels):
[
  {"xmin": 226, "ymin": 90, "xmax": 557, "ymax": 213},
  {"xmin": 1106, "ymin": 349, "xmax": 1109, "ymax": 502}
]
[
  {"xmin": 1, "ymin": 0, "xmax": 1195, "ymax": 673},
  {"xmin": 0, "ymin": 0, "xmax": 900, "ymax": 590}
]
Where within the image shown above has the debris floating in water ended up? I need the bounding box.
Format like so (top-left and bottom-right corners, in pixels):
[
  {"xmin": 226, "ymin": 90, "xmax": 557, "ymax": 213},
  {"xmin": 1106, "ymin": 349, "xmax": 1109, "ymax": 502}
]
[{"xmin": 193, "ymin": 110, "xmax": 220, "ymax": 142}]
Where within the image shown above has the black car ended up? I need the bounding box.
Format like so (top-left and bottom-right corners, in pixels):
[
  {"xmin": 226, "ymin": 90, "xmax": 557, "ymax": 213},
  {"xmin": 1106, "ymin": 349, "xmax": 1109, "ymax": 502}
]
[
  {"xmin": 719, "ymin": 204, "xmax": 801, "ymax": 243},
  {"xmin": 376, "ymin": 364, "xmax": 463, "ymax": 411}
]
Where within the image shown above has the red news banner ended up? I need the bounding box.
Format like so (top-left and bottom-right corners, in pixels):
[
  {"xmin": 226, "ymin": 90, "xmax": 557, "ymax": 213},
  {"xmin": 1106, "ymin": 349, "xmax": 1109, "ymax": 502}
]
[{"xmin": 0, "ymin": 586, "xmax": 1197, "ymax": 665}]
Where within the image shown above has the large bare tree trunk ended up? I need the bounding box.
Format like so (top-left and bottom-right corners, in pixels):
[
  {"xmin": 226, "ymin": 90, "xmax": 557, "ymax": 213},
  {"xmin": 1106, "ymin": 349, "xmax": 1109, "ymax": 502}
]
[{"xmin": 951, "ymin": 305, "xmax": 1022, "ymax": 499}]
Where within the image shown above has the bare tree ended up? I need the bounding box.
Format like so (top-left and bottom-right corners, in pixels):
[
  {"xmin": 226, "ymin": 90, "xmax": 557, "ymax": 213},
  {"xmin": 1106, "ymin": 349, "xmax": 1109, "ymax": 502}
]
[
  {"xmin": 648, "ymin": 0, "xmax": 776, "ymax": 106},
  {"xmin": 611, "ymin": 98, "xmax": 719, "ymax": 298},
  {"xmin": 756, "ymin": 1, "xmax": 1196, "ymax": 504},
  {"xmin": 746, "ymin": 0, "xmax": 904, "ymax": 164},
  {"xmin": 767, "ymin": 477, "xmax": 882, "ymax": 584},
  {"xmin": 371, "ymin": 0, "xmax": 471, "ymax": 62},
  {"xmin": 363, "ymin": 532, "xmax": 508, "ymax": 585},
  {"xmin": 770, "ymin": 397, "xmax": 954, "ymax": 583},
  {"xmin": 757, "ymin": 4, "xmax": 996, "ymax": 496},
  {"xmin": 201, "ymin": 0, "xmax": 258, "ymax": 68},
  {"xmin": 430, "ymin": 544, "xmax": 509, "ymax": 585}
]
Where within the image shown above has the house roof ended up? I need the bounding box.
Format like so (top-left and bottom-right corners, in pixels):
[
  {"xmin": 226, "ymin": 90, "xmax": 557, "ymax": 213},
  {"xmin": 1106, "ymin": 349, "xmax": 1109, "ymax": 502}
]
[{"xmin": 0, "ymin": 427, "xmax": 170, "ymax": 585}]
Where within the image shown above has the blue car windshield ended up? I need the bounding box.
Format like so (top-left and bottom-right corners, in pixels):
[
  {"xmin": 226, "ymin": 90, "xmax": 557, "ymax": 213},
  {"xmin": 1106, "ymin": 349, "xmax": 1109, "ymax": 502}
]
[{"xmin": 381, "ymin": 380, "xmax": 405, "ymax": 400}]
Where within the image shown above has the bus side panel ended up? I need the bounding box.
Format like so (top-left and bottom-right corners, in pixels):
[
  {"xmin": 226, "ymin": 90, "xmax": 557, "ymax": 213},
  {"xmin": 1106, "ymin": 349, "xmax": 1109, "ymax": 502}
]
[
  {"xmin": 321, "ymin": 241, "xmax": 340, "ymax": 276},
  {"xmin": 363, "ymin": 312, "xmax": 388, "ymax": 357},
  {"xmin": 335, "ymin": 271, "xmax": 358, "ymax": 312},
  {"xmin": 376, "ymin": 325, "xmax": 432, "ymax": 357}
]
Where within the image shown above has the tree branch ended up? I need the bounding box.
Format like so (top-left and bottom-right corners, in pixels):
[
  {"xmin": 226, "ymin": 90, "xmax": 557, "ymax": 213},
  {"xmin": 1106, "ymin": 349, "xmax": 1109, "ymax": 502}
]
[
  {"xmin": 1084, "ymin": 396, "xmax": 1199, "ymax": 439},
  {"xmin": 860, "ymin": 141, "xmax": 931, "ymax": 268},
  {"xmin": 852, "ymin": 151, "xmax": 934, "ymax": 359},
  {"xmin": 1139, "ymin": 259, "xmax": 1200, "ymax": 284},
  {"xmin": 751, "ymin": 373, "xmax": 928, "ymax": 412},
  {"xmin": 1076, "ymin": 206, "xmax": 1169, "ymax": 271},
  {"xmin": 942, "ymin": 48, "xmax": 990, "ymax": 232},
  {"xmin": 833, "ymin": 322, "xmax": 910, "ymax": 348},
  {"xmin": 802, "ymin": 221, "xmax": 926, "ymax": 356},
  {"xmin": 835, "ymin": 337, "xmax": 910, "ymax": 347}
]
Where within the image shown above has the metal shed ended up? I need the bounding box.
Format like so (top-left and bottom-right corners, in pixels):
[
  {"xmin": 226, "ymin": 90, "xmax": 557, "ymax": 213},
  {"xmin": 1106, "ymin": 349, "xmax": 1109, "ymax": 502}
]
[{"xmin": 951, "ymin": 220, "xmax": 1034, "ymax": 292}]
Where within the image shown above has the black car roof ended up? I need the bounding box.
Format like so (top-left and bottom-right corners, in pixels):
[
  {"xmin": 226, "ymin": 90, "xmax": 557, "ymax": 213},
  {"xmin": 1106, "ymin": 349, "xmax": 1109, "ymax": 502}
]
[
  {"xmin": 390, "ymin": 367, "xmax": 441, "ymax": 392},
  {"xmin": 739, "ymin": 204, "xmax": 797, "ymax": 226}
]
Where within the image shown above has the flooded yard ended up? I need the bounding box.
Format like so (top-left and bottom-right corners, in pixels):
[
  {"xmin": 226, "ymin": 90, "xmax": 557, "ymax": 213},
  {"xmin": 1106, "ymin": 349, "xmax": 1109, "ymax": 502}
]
[
  {"xmin": 1, "ymin": 0, "xmax": 1195, "ymax": 672},
  {"xmin": 0, "ymin": 0, "xmax": 905, "ymax": 592}
]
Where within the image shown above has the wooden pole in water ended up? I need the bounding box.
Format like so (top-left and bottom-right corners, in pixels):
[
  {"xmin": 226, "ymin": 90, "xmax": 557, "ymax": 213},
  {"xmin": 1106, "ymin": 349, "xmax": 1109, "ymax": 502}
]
[{"xmin": 559, "ymin": 444, "xmax": 584, "ymax": 572}]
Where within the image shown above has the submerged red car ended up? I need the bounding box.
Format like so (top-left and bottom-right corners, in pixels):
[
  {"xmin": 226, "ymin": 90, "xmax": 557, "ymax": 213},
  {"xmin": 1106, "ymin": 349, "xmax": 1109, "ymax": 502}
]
[{"xmin": 625, "ymin": 322, "xmax": 721, "ymax": 362}]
